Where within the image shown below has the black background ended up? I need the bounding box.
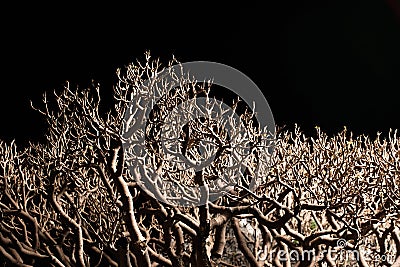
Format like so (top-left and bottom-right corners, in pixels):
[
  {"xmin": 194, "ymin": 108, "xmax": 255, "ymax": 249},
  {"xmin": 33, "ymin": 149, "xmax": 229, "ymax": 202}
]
[{"xmin": 1, "ymin": 1, "xmax": 400, "ymax": 147}]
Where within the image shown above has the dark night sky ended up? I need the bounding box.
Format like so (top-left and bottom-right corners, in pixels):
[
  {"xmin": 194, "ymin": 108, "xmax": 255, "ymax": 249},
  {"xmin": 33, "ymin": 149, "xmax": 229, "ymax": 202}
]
[{"xmin": 1, "ymin": 1, "xmax": 400, "ymax": 147}]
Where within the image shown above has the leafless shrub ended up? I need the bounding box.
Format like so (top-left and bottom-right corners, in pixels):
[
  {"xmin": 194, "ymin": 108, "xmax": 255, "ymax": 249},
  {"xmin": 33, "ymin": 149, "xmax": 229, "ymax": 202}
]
[{"xmin": 0, "ymin": 53, "xmax": 399, "ymax": 267}]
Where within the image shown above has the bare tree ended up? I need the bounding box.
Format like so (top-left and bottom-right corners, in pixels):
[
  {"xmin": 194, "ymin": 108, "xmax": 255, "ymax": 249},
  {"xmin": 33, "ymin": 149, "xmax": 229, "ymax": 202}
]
[{"xmin": 0, "ymin": 53, "xmax": 399, "ymax": 266}]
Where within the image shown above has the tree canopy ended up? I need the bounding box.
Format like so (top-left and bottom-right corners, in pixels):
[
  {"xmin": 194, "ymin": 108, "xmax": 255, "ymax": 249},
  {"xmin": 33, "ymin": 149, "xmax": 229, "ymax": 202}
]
[{"xmin": 0, "ymin": 54, "xmax": 399, "ymax": 266}]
